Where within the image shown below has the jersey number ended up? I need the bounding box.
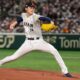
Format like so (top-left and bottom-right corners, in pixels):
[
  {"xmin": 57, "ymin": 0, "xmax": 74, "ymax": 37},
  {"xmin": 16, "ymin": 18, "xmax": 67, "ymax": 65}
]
[{"xmin": 30, "ymin": 26, "xmax": 34, "ymax": 32}]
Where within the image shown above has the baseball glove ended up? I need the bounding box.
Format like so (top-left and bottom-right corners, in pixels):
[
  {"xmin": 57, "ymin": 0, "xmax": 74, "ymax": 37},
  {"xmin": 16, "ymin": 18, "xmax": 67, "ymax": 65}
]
[{"xmin": 41, "ymin": 23, "xmax": 58, "ymax": 32}]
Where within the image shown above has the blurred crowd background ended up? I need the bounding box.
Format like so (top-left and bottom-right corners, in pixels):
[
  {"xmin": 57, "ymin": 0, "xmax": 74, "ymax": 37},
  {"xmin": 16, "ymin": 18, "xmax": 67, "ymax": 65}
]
[{"xmin": 0, "ymin": 0, "xmax": 80, "ymax": 33}]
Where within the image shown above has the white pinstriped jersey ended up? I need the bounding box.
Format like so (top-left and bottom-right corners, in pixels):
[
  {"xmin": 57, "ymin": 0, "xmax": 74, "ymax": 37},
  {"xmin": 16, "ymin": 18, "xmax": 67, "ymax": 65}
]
[{"xmin": 21, "ymin": 13, "xmax": 43, "ymax": 38}]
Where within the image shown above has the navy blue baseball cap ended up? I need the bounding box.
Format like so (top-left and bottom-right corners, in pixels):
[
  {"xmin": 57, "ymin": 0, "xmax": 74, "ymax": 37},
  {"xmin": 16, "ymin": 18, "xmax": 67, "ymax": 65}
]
[{"xmin": 25, "ymin": 1, "xmax": 37, "ymax": 8}]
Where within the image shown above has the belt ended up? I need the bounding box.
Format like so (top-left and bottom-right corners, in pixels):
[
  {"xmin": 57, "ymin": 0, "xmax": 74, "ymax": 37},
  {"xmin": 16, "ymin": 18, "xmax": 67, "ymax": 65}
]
[{"xmin": 27, "ymin": 37, "xmax": 40, "ymax": 40}]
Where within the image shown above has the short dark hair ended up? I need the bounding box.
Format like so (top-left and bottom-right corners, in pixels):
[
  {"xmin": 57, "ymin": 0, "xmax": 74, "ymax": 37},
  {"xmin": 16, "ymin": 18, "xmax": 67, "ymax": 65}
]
[{"xmin": 25, "ymin": 1, "xmax": 37, "ymax": 8}]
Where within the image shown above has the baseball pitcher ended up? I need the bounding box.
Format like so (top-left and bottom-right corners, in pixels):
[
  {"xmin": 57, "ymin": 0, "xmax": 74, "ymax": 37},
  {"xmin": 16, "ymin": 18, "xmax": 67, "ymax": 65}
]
[{"xmin": 0, "ymin": 1, "xmax": 72, "ymax": 77}]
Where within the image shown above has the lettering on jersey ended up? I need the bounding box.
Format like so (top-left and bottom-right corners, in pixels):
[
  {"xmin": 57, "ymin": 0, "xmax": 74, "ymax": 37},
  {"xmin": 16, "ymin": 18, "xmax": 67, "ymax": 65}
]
[
  {"xmin": 23, "ymin": 22, "xmax": 34, "ymax": 31},
  {"xmin": 23, "ymin": 22, "xmax": 33, "ymax": 27}
]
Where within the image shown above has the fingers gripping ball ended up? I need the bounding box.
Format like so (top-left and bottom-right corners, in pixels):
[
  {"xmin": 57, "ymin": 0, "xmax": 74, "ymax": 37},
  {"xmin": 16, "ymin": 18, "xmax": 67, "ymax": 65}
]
[{"xmin": 41, "ymin": 23, "xmax": 58, "ymax": 31}]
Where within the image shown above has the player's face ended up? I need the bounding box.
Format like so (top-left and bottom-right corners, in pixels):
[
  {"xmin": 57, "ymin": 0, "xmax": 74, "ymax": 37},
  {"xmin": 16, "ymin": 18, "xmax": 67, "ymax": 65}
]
[{"xmin": 25, "ymin": 7, "xmax": 35, "ymax": 15}]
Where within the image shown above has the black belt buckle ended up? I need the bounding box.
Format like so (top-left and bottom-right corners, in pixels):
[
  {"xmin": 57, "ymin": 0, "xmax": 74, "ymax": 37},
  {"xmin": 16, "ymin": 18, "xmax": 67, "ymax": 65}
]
[
  {"xmin": 28, "ymin": 38, "xmax": 34, "ymax": 40},
  {"xmin": 27, "ymin": 37, "xmax": 39, "ymax": 40},
  {"xmin": 36, "ymin": 37, "xmax": 39, "ymax": 40}
]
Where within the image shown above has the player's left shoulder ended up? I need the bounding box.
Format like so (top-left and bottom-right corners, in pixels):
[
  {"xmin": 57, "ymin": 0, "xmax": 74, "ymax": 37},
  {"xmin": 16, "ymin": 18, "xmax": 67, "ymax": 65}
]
[{"xmin": 33, "ymin": 13, "xmax": 40, "ymax": 21}]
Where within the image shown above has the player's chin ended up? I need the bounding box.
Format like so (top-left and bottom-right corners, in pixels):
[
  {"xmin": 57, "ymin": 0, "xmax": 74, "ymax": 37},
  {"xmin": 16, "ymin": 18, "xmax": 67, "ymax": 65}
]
[{"xmin": 29, "ymin": 11, "xmax": 34, "ymax": 15}]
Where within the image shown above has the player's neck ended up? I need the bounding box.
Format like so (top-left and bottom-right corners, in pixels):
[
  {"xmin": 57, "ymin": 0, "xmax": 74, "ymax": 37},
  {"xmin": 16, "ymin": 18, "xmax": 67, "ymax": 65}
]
[{"xmin": 26, "ymin": 13, "xmax": 33, "ymax": 17}]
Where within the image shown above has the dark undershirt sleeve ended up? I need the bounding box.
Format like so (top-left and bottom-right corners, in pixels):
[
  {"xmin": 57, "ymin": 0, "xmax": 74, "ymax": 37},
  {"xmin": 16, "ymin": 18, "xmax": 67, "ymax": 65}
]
[
  {"xmin": 39, "ymin": 16, "xmax": 51, "ymax": 23},
  {"xmin": 16, "ymin": 16, "xmax": 23, "ymax": 24}
]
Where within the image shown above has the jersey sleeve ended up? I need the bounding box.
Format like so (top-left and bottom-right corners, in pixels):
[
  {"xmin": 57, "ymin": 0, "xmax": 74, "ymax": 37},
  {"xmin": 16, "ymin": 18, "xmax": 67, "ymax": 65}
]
[
  {"xmin": 33, "ymin": 13, "xmax": 41, "ymax": 21},
  {"xmin": 39, "ymin": 16, "xmax": 51, "ymax": 22},
  {"xmin": 16, "ymin": 16, "xmax": 23, "ymax": 24}
]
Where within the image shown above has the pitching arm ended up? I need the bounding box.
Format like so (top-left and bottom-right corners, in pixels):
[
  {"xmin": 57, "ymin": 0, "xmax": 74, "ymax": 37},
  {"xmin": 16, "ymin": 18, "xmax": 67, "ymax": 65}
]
[
  {"xmin": 9, "ymin": 21, "xmax": 17, "ymax": 30},
  {"xmin": 9, "ymin": 16, "xmax": 23, "ymax": 31}
]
